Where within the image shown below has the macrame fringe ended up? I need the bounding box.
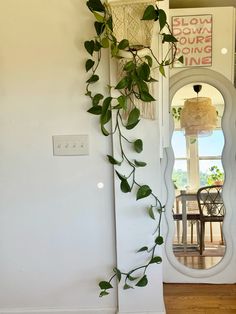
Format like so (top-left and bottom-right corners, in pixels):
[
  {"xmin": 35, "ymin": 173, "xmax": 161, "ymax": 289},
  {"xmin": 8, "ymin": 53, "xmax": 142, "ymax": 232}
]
[{"xmin": 117, "ymin": 55, "xmax": 156, "ymax": 120}]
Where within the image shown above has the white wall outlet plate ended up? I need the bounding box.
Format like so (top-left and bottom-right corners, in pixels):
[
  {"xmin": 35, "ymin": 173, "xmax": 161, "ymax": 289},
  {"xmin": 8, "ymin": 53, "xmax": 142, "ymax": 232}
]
[{"xmin": 52, "ymin": 135, "xmax": 89, "ymax": 156}]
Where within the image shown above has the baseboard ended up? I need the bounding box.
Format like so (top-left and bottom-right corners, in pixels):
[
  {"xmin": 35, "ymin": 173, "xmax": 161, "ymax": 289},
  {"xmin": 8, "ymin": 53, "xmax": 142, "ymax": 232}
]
[
  {"xmin": 0, "ymin": 308, "xmax": 165, "ymax": 314},
  {"xmin": 117, "ymin": 312, "xmax": 165, "ymax": 314},
  {"xmin": 0, "ymin": 308, "xmax": 116, "ymax": 314}
]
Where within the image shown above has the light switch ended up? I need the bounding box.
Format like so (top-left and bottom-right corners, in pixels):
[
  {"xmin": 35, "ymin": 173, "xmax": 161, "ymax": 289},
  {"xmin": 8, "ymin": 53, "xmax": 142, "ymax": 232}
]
[{"xmin": 53, "ymin": 135, "xmax": 89, "ymax": 156}]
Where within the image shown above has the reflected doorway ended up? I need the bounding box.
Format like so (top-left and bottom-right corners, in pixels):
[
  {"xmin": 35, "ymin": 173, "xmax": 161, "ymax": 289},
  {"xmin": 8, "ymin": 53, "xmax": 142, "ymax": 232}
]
[{"xmin": 171, "ymin": 83, "xmax": 226, "ymax": 269}]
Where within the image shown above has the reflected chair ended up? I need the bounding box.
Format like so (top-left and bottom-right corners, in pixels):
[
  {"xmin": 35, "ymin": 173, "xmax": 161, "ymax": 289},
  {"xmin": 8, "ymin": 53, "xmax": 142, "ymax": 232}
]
[
  {"xmin": 173, "ymin": 212, "xmax": 200, "ymax": 245},
  {"xmin": 197, "ymin": 185, "xmax": 225, "ymax": 255},
  {"xmin": 173, "ymin": 201, "xmax": 200, "ymax": 245}
]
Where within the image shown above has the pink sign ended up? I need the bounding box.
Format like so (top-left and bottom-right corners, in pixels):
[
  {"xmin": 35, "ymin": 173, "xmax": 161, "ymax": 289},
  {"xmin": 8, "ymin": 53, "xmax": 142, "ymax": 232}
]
[{"xmin": 172, "ymin": 15, "xmax": 212, "ymax": 67}]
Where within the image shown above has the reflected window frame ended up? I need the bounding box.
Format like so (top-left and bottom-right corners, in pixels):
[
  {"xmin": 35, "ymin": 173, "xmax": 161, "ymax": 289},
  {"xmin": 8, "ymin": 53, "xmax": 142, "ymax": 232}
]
[{"xmin": 172, "ymin": 127, "xmax": 224, "ymax": 190}]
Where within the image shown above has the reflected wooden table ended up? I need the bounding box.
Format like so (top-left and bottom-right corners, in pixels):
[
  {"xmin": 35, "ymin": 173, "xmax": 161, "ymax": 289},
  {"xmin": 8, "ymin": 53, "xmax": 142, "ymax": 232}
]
[{"xmin": 175, "ymin": 191, "xmax": 198, "ymax": 252}]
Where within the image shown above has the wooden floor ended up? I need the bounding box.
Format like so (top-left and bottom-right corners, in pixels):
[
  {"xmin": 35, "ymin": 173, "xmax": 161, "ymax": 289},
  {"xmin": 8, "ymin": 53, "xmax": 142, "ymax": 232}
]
[
  {"xmin": 173, "ymin": 242, "xmax": 225, "ymax": 269},
  {"xmin": 164, "ymin": 283, "xmax": 236, "ymax": 314}
]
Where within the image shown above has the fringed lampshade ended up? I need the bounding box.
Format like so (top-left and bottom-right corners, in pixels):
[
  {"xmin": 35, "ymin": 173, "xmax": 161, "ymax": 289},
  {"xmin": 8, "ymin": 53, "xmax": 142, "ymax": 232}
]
[{"xmin": 180, "ymin": 96, "xmax": 218, "ymax": 136}]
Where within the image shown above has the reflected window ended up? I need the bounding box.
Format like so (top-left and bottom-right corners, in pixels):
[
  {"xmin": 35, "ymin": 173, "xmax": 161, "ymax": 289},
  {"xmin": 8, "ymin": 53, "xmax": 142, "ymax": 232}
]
[
  {"xmin": 172, "ymin": 129, "xmax": 224, "ymax": 189},
  {"xmin": 199, "ymin": 130, "xmax": 224, "ymax": 156},
  {"xmin": 172, "ymin": 131, "xmax": 189, "ymax": 190},
  {"xmin": 172, "ymin": 131, "xmax": 186, "ymax": 157},
  {"xmin": 173, "ymin": 160, "xmax": 188, "ymax": 190}
]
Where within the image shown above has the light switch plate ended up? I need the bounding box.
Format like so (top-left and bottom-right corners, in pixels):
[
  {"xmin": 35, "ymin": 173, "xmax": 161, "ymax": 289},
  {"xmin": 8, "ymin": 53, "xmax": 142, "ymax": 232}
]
[{"xmin": 53, "ymin": 135, "xmax": 89, "ymax": 156}]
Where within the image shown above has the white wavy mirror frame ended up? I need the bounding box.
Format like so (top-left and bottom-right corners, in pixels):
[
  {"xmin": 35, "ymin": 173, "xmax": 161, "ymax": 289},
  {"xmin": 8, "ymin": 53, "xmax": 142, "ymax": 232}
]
[{"xmin": 164, "ymin": 68, "xmax": 235, "ymax": 278}]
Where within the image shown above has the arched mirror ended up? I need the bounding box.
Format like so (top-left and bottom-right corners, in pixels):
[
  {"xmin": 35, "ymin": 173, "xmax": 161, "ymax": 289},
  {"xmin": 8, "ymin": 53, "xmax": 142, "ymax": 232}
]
[
  {"xmin": 164, "ymin": 68, "xmax": 235, "ymax": 279},
  {"xmin": 171, "ymin": 82, "xmax": 225, "ymax": 269}
]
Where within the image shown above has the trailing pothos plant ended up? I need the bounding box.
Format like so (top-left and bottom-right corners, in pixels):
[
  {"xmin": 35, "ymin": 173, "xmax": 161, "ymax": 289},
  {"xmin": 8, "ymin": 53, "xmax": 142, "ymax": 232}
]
[{"xmin": 84, "ymin": 0, "xmax": 182, "ymax": 297}]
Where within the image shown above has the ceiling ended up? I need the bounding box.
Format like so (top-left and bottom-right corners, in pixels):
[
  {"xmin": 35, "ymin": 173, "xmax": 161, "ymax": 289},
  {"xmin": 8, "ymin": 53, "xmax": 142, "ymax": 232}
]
[{"xmin": 170, "ymin": 0, "xmax": 236, "ymax": 9}]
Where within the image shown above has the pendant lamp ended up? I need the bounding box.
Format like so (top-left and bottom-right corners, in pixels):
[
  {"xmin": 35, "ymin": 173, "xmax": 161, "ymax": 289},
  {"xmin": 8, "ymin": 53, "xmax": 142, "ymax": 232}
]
[{"xmin": 180, "ymin": 84, "xmax": 217, "ymax": 136}]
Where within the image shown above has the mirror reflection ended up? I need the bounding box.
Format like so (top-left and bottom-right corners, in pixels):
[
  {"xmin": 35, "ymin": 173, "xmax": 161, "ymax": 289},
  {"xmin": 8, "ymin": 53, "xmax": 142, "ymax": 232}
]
[{"xmin": 171, "ymin": 83, "xmax": 226, "ymax": 269}]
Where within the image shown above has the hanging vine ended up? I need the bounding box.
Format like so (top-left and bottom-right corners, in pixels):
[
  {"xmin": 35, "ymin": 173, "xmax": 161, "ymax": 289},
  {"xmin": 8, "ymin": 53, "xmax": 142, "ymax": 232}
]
[{"xmin": 84, "ymin": 0, "xmax": 182, "ymax": 297}]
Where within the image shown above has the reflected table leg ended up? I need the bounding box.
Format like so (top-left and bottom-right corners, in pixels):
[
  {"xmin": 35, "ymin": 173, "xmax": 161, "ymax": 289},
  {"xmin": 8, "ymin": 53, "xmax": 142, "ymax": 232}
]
[
  {"xmin": 182, "ymin": 199, "xmax": 187, "ymax": 252},
  {"xmin": 176, "ymin": 199, "xmax": 180, "ymax": 243}
]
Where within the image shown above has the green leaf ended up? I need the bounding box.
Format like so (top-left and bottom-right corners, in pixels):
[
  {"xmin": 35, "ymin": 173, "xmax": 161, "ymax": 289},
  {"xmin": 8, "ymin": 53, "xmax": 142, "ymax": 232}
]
[
  {"xmin": 84, "ymin": 40, "xmax": 95, "ymax": 55},
  {"xmin": 107, "ymin": 16, "xmax": 113, "ymax": 31},
  {"xmin": 115, "ymin": 170, "xmax": 126, "ymax": 181},
  {"xmin": 92, "ymin": 93, "xmax": 104, "ymax": 106},
  {"xmin": 144, "ymin": 55, "xmax": 153, "ymax": 67},
  {"xmin": 142, "ymin": 5, "xmax": 157, "ymax": 20},
  {"xmin": 118, "ymin": 39, "xmax": 129, "ymax": 50},
  {"xmin": 134, "ymin": 160, "xmax": 147, "ymax": 167},
  {"xmin": 159, "ymin": 64, "xmax": 166, "ymax": 77},
  {"xmin": 140, "ymin": 91, "xmax": 155, "ymax": 102},
  {"xmin": 99, "ymin": 281, "xmax": 113, "ymax": 290},
  {"xmin": 135, "ymin": 275, "xmax": 148, "ymax": 287},
  {"xmin": 111, "ymin": 44, "xmax": 119, "ymax": 57},
  {"xmin": 148, "ymin": 77, "xmax": 158, "ymax": 82},
  {"xmin": 178, "ymin": 55, "xmax": 184, "ymax": 64},
  {"xmin": 158, "ymin": 9, "xmax": 167, "ymax": 31},
  {"xmin": 136, "ymin": 185, "xmax": 152, "ymax": 200},
  {"xmin": 133, "ymin": 139, "xmax": 143, "ymax": 153},
  {"xmin": 137, "ymin": 246, "xmax": 148, "ymax": 253},
  {"xmin": 190, "ymin": 137, "xmax": 197, "ymax": 144},
  {"xmin": 85, "ymin": 91, "xmax": 92, "ymax": 97},
  {"xmin": 147, "ymin": 206, "xmax": 155, "ymax": 220},
  {"xmin": 94, "ymin": 40, "xmax": 102, "ymax": 51},
  {"xmin": 100, "ymin": 109, "xmax": 111, "ymax": 125},
  {"xmin": 120, "ymin": 179, "xmax": 131, "ymax": 193},
  {"xmin": 93, "ymin": 11, "xmax": 104, "ymax": 22},
  {"xmin": 127, "ymin": 107, "xmax": 140, "ymax": 127},
  {"xmin": 87, "ymin": 106, "xmax": 102, "ymax": 115},
  {"xmin": 85, "ymin": 59, "xmax": 95, "ymax": 72},
  {"xmin": 86, "ymin": 74, "xmax": 99, "ymax": 83},
  {"xmin": 126, "ymin": 76, "xmax": 133, "ymax": 91},
  {"xmin": 155, "ymin": 236, "xmax": 164, "ymax": 245},
  {"xmin": 101, "ymin": 37, "xmax": 109, "ymax": 48},
  {"xmin": 137, "ymin": 80, "xmax": 149, "ymax": 93},
  {"xmin": 137, "ymin": 63, "xmax": 150, "ymax": 81},
  {"xmin": 115, "ymin": 77, "xmax": 128, "ymax": 90},
  {"xmin": 123, "ymin": 284, "xmax": 134, "ymax": 290},
  {"xmin": 162, "ymin": 34, "xmax": 178, "ymax": 43},
  {"xmin": 101, "ymin": 124, "xmax": 109, "ymax": 136},
  {"xmin": 126, "ymin": 120, "xmax": 140, "ymax": 130},
  {"xmin": 150, "ymin": 256, "xmax": 162, "ymax": 264},
  {"xmin": 107, "ymin": 155, "xmax": 121, "ymax": 166},
  {"xmin": 113, "ymin": 268, "xmax": 122, "ymax": 282},
  {"xmin": 128, "ymin": 275, "xmax": 139, "ymax": 281},
  {"xmin": 102, "ymin": 97, "xmax": 112, "ymax": 114},
  {"xmin": 94, "ymin": 21, "xmax": 105, "ymax": 35},
  {"xmin": 99, "ymin": 290, "xmax": 109, "ymax": 297},
  {"xmin": 123, "ymin": 60, "xmax": 135, "ymax": 72},
  {"xmin": 117, "ymin": 95, "xmax": 127, "ymax": 109},
  {"xmin": 113, "ymin": 104, "xmax": 123, "ymax": 110},
  {"xmin": 86, "ymin": 0, "xmax": 105, "ymax": 12}
]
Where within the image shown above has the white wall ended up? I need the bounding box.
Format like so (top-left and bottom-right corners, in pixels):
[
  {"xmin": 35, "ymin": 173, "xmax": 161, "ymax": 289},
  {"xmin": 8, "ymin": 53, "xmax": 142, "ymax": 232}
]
[{"xmin": 0, "ymin": 1, "xmax": 116, "ymax": 312}]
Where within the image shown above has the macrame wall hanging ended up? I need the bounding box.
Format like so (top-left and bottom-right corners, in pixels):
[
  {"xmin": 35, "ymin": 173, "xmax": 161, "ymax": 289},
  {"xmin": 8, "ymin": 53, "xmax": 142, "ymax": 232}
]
[{"xmin": 108, "ymin": 0, "xmax": 157, "ymax": 120}]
